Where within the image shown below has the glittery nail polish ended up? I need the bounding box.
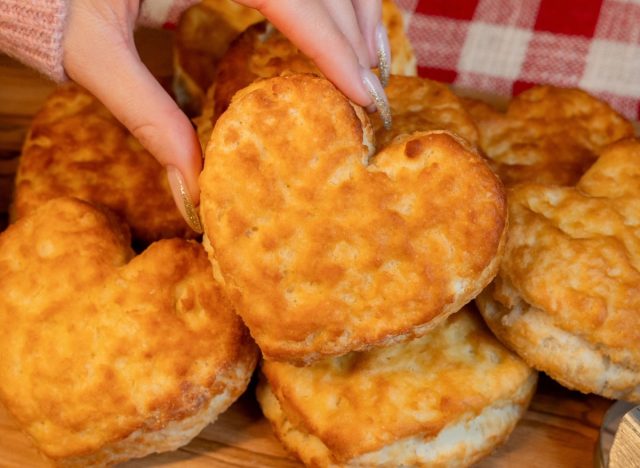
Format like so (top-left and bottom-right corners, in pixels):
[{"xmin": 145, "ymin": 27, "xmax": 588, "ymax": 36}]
[
  {"xmin": 166, "ymin": 165, "xmax": 203, "ymax": 234},
  {"xmin": 360, "ymin": 67, "xmax": 392, "ymax": 130},
  {"xmin": 376, "ymin": 23, "xmax": 391, "ymax": 87}
]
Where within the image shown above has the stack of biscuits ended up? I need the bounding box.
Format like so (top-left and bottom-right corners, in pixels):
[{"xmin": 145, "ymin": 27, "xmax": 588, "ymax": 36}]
[
  {"xmin": 468, "ymin": 94, "xmax": 640, "ymax": 401},
  {"xmin": 194, "ymin": 5, "xmax": 538, "ymax": 465},
  {"xmin": 1, "ymin": 3, "xmax": 270, "ymax": 463},
  {"xmin": 459, "ymin": 88, "xmax": 640, "ymax": 402},
  {"xmin": 1, "ymin": 0, "xmax": 638, "ymax": 466}
]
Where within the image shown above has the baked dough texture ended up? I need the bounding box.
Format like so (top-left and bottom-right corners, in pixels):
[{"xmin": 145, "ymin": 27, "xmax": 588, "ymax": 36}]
[
  {"xmin": 172, "ymin": 0, "xmax": 264, "ymax": 115},
  {"xmin": 0, "ymin": 197, "xmax": 258, "ymax": 466},
  {"xmin": 476, "ymin": 138, "xmax": 640, "ymax": 400},
  {"xmin": 258, "ymin": 307, "xmax": 537, "ymax": 467},
  {"xmin": 200, "ymin": 74, "xmax": 507, "ymax": 364},
  {"xmin": 195, "ymin": 21, "xmax": 320, "ymax": 146},
  {"xmin": 13, "ymin": 83, "xmax": 194, "ymax": 244},
  {"xmin": 463, "ymin": 86, "xmax": 633, "ymax": 186},
  {"xmin": 373, "ymin": 75, "xmax": 479, "ymax": 149},
  {"xmin": 196, "ymin": 0, "xmax": 417, "ymax": 146}
]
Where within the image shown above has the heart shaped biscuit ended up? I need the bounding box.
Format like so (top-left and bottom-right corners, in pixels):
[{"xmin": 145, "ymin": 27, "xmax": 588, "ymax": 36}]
[
  {"xmin": 0, "ymin": 197, "xmax": 257, "ymax": 466},
  {"xmin": 200, "ymin": 74, "xmax": 506, "ymax": 364},
  {"xmin": 258, "ymin": 306, "xmax": 536, "ymax": 466},
  {"xmin": 13, "ymin": 83, "xmax": 195, "ymax": 244},
  {"xmin": 463, "ymin": 86, "xmax": 633, "ymax": 186},
  {"xmin": 477, "ymin": 138, "xmax": 640, "ymax": 400}
]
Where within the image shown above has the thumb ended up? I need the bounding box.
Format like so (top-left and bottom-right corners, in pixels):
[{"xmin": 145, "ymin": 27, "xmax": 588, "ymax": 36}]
[{"xmin": 63, "ymin": 1, "xmax": 202, "ymax": 232}]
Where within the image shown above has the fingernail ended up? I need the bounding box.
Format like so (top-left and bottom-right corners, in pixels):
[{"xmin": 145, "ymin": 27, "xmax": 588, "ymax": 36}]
[
  {"xmin": 376, "ymin": 23, "xmax": 391, "ymax": 87},
  {"xmin": 360, "ymin": 67, "xmax": 392, "ymax": 130},
  {"xmin": 166, "ymin": 165, "xmax": 203, "ymax": 234}
]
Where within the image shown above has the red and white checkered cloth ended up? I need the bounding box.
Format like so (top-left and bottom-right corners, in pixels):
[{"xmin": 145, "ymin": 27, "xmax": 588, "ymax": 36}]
[{"xmin": 398, "ymin": 0, "xmax": 640, "ymax": 119}]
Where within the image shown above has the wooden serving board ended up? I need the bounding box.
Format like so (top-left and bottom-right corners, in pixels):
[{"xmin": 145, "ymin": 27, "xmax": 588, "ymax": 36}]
[
  {"xmin": 0, "ymin": 28, "xmax": 617, "ymax": 468},
  {"xmin": 0, "ymin": 377, "xmax": 612, "ymax": 467}
]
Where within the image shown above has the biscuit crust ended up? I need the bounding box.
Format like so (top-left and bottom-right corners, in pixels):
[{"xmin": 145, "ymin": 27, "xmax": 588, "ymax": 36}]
[
  {"xmin": 373, "ymin": 75, "xmax": 479, "ymax": 148},
  {"xmin": 477, "ymin": 279, "xmax": 640, "ymax": 401},
  {"xmin": 13, "ymin": 83, "xmax": 194, "ymax": 243},
  {"xmin": 477, "ymin": 139, "xmax": 640, "ymax": 399},
  {"xmin": 464, "ymin": 86, "xmax": 633, "ymax": 186},
  {"xmin": 208, "ymin": 22, "xmax": 320, "ymax": 131},
  {"xmin": 258, "ymin": 308, "xmax": 537, "ymax": 466},
  {"xmin": 0, "ymin": 198, "xmax": 258, "ymax": 465},
  {"xmin": 173, "ymin": 0, "xmax": 264, "ymax": 114},
  {"xmin": 201, "ymin": 75, "xmax": 506, "ymax": 363}
]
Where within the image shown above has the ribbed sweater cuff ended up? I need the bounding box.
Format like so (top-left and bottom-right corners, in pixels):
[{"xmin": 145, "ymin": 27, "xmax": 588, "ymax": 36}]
[{"xmin": 0, "ymin": 0, "xmax": 68, "ymax": 82}]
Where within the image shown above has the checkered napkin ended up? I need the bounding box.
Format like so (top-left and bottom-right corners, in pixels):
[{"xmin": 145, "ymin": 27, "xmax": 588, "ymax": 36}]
[{"xmin": 398, "ymin": 0, "xmax": 640, "ymax": 119}]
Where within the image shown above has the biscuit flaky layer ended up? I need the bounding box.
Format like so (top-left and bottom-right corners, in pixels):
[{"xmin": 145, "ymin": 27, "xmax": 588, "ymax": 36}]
[
  {"xmin": 13, "ymin": 83, "xmax": 194, "ymax": 244},
  {"xmin": 0, "ymin": 197, "xmax": 258, "ymax": 465},
  {"xmin": 463, "ymin": 86, "xmax": 634, "ymax": 186},
  {"xmin": 477, "ymin": 138, "xmax": 640, "ymax": 399},
  {"xmin": 258, "ymin": 308, "xmax": 537, "ymax": 466},
  {"xmin": 200, "ymin": 74, "xmax": 507, "ymax": 363},
  {"xmin": 477, "ymin": 279, "xmax": 640, "ymax": 401}
]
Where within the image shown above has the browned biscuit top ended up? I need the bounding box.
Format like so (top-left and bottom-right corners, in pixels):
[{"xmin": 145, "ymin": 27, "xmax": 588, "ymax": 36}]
[
  {"xmin": 0, "ymin": 197, "xmax": 257, "ymax": 461},
  {"xmin": 201, "ymin": 74, "xmax": 506, "ymax": 363},
  {"xmin": 13, "ymin": 83, "xmax": 194, "ymax": 243},
  {"xmin": 261, "ymin": 308, "xmax": 535, "ymax": 461},
  {"xmin": 211, "ymin": 22, "xmax": 319, "ymax": 127},
  {"xmin": 501, "ymin": 138, "xmax": 640, "ymax": 369},
  {"xmin": 464, "ymin": 86, "xmax": 633, "ymax": 186},
  {"xmin": 201, "ymin": 0, "xmax": 416, "ymax": 138},
  {"xmin": 373, "ymin": 75, "xmax": 479, "ymax": 148}
]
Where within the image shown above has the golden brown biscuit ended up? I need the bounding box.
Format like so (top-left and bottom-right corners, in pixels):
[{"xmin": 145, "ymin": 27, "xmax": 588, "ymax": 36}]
[
  {"xmin": 196, "ymin": 21, "xmax": 320, "ymax": 146},
  {"xmin": 0, "ymin": 197, "xmax": 258, "ymax": 466},
  {"xmin": 382, "ymin": 0, "xmax": 417, "ymax": 77},
  {"xmin": 12, "ymin": 83, "xmax": 195, "ymax": 244},
  {"xmin": 463, "ymin": 86, "xmax": 633, "ymax": 186},
  {"xmin": 196, "ymin": 0, "xmax": 417, "ymax": 146},
  {"xmin": 258, "ymin": 307, "xmax": 537, "ymax": 467},
  {"xmin": 200, "ymin": 74, "xmax": 507, "ymax": 364},
  {"xmin": 194, "ymin": 20, "xmax": 318, "ymax": 145},
  {"xmin": 373, "ymin": 75, "xmax": 479, "ymax": 148},
  {"xmin": 476, "ymin": 138, "xmax": 640, "ymax": 400},
  {"xmin": 460, "ymin": 96, "xmax": 502, "ymax": 127},
  {"xmin": 173, "ymin": 0, "xmax": 264, "ymax": 115}
]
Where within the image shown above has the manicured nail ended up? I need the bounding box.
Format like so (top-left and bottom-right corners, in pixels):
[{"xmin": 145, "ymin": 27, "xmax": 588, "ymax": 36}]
[
  {"xmin": 166, "ymin": 165, "xmax": 203, "ymax": 234},
  {"xmin": 376, "ymin": 23, "xmax": 391, "ymax": 87},
  {"xmin": 360, "ymin": 67, "xmax": 392, "ymax": 130}
]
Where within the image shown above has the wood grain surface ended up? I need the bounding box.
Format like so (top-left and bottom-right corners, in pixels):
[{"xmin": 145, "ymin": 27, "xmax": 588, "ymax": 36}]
[
  {"xmin": 0, "ymin": 28, "xmax": 615, "ymax": 468},
  {"xmin": 0, "ymin": 377, "xmax": 611, "ymax": 468}
]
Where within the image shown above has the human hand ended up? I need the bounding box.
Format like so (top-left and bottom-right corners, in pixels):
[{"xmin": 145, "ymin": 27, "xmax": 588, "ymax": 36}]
[
  {"xmin": 63, "ymin": 0, "xmax": 390, "ymax": 233},
  {"xmin": 236, "ymin": 0, "xmax": 392, "ymax": 128},
  {"xmin": 63, "ymin": 0, "xmax": 204, "ymax": 232}
]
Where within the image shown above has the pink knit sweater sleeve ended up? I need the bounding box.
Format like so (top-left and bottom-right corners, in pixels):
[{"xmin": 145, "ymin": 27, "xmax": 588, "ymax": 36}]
[
  {"xmin": 0, "ymin": 0, "xmax": 198, "ymax": 82},
  {"xmin": 0, "ymin": 0, "xmax": 67, "ymax": 82}
]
